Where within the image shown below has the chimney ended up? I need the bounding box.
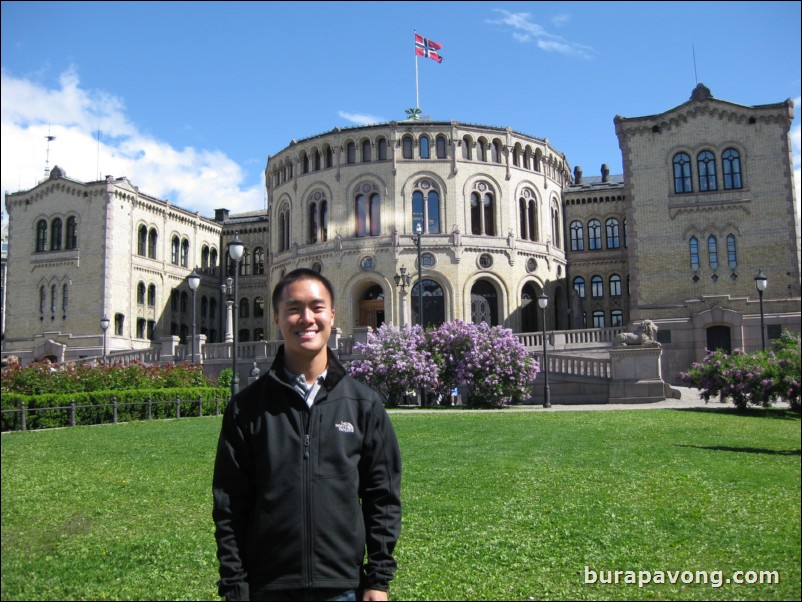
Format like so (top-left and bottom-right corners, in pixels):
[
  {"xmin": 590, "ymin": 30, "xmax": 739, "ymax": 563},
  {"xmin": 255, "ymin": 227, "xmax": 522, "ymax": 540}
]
[
  {"xmin": 215, "ymin": 208, "xmax": 230, "ymax": 223},
  {"xmin": 574, "ymin": 166, "xmax": 583, "ymax": 185},
  {"xmin": 601, "ymin": 164, "xmax": 610, "ymax": 183}
]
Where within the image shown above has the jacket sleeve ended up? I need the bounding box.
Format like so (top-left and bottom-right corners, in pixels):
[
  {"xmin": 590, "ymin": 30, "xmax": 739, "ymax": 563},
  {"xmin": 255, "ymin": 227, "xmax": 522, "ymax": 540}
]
[
  {"xmin": 359, "ymin": 396, "xmax": 403, "ymax": 591},
  {"xmin": 212, "ymin": 399, "xmax": 253, "ymax": 601}
]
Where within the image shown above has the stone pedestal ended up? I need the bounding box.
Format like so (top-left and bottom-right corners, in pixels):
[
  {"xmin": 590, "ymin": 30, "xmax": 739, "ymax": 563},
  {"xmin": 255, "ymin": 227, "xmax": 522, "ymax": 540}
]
[{"xmin": 609, "ymin": 346, "xmax": 666, "ymax": 403}]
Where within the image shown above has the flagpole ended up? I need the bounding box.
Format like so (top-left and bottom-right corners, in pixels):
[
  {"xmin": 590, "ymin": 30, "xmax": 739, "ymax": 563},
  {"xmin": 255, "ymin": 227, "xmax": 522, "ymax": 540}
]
[{"xmin": 414, "ymin": 30, "xmax": 420, "ymax": 111}]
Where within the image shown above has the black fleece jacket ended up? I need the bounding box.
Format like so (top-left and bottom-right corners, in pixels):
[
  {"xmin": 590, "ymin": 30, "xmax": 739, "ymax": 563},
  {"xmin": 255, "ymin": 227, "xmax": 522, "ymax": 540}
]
[{"xmin": 212, "ymin": 347, "xmax": 402, "ymax": 600}]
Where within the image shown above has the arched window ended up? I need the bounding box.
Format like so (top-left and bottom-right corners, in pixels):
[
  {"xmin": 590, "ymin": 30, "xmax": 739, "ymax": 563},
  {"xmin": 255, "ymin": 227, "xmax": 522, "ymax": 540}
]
[
  {"xmin": 722, "ymin": 148, "xmax": 742, "ymax": 189},
  {"xmin": 309, "ymin": 202, "xmax": 319, "ymax": 243},
  {"xmin": 419, "ymin": 136, "xmax": 430, "ymax": 159},
  {"xmin": 40, "ymin": 286, "xmax": 46, "ymax": 315},
  {"xmin": 573, "ymin": 277, "xmax": 586, "ymax": 299},
  {"xmin": 471, "ymin": 280, "xmax": 499, "ymax": 326},
  {"xmin": 362, "ymin": 140, "xmax": 371, "ymax": 162},
  {"xmin": 240, "ymin": 250, "xmax": 250, "ymax": 277},
  {"xmin": 50, "ymin": 218, "xmax": 62, "ymax": 251},
  {"xmin": 171, "ymin": 236, "xmax": 180, "ymax": 264},
  {"xmin": 210, "ymin": 248, "xmax": 218, "ymax": 269},
  {"xmin": 673, "ymin": 152, "xmax": 693, "ymax": 193},
  {"xmin": 278, "ymin": 205, "xmax": 290, "ymax": 252},
  {"xmin": 148, "ymin": 228, "xmax": 157, "ymax": 259},
  {"xmin": 254, "ymin": 296, "xmax": 265, "ymax": 318},
  {"xmin": 202, "ymin": 245, "xmax": 210, "ymax": 269},
  {"xmin": 708, "ymin": 235, "xmax": 718, "ymax": 270},
  {"xmin": 478, "ymin": 139, "xmax": 488, "ymax": 162},
  {"xmin": 302, "ymin": 152, "xmax": 309, "ymax": 174},
  {"xmin": 138, "ymin": 225, "xmax": 148, "ymax": 256},
  {"xmin": 377, "ymin": 138, "xmax": 387, "ymax": 161},
  {"xmin": 346, "ymin": 142, "xmax": 356, "ymax": 164},
  {"xmin": 239, "ymin": 297, "xmax": 249, "ymax": 319},
  {"xmin": 325, "ymin": 146, "xmax": 333, "ymax": 168},
  {"xmin": 470, "ymin": 184, "xmax": 496, "ymax": 236},
  {"xmin": 180, "ymin": 239, "xmax": 190, "ymax": 267},
  {"xmin": 492, "ymin": 140, "xmax": 503, "ymax": 163},
  {"xmin": 689, "ymin": 236, "xmax": 700, "ymax": 271},
  {"xmin": 411, "ymin": 180, "xmax": 441, "ymax": 234},
  {"xmin": 355, "ymin": 189, "xmax": 381, "ymax": 237},
  {"xmin": 62, "ymin": 283, "xmax": 69, "ymax": 314},
  {"xmin": 528, "ymin": 200, "xmax": 538, "ymax": 242},
  {"xmin": 137, "ymin": 282, "xmax": 146, "ymax": 305},
  {"xmin": 436, "ymin": 135, "xmax": 447, "ymax": 159},
  {"xmin": 36, "ymin": 219, "xmax": 47, "ymax": 252},
  {"xmin": 570, "ymin": 221, "xmax": 584, "ymax": 251},
  {"xmin": 611, "ymin": 310, "xmax": 624, "ymax": 327},
  {"xmin": 254, "ymin": 247, "xmax": 265, "ymax": 274},
  {"xmin": 606, "ymin": 218, "xmax": 621, "ymax": 249},
  {"xmin": 726, "ymin": 234, "xmax": 737, "ymax": 269},
  {"xmin": 201, "ymin": 296, "xmax": 208, "ymax": 318},
  {"xmin": 588, "ymin": 219, "xmax": 602, "ymax": 250},
  {"xmin": 47, "ymin": 285, "xmax": 53, "ymax": 314},
  {"xmin": 314, "ymin": 150, "xmax": 321, "ymax": 171},
  {"xmin": 591, "ymin": 275, "xmax": 604, "ymax": 298},
  {"xmin": 148, "ymin": 284, "xmax": 156, "ymax": 307},
  {"xmin": 210, "ymin": 298, "xmax": 217, "ymax": 320},
  {"xmin": 462, "ymin": 136, "xmax": 472, "ymax": 160},
  {"xmin": 402, "ymin": 136, "xmax": 413, "ymax": 159},
  {"xmin": 66, "ymin": 217, "xmax": 78, "ymax": 250},
  {"xmin": 592, "ymin": 310, "xmax": 605, "ymax": 328},
  {"xmin": 609, "ymin": 274, "xmax": 622, "ymax": 297},
  {"xmin": 697, "ymin": 150, "xmax": 717, "ymax": 191}
]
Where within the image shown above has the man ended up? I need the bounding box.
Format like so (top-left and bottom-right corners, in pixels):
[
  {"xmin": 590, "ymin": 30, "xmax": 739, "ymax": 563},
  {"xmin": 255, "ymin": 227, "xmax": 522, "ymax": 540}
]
[{"xmin": 213, "ymin": 269, "xmax": 402, "ymax": 601}]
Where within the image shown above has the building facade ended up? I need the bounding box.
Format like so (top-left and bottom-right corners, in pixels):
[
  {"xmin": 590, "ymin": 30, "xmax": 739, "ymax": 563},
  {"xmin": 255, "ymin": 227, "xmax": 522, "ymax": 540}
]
[
  {"xmin": 615, "ymin": 84, "xmax": 800, "ymax": 379},
  {"xmin": 264, "ymin": 121, "xmax": 572, "ymax": 340},
  {"xmin": 2, "ymin": 85, "xmax": 799, "ymax": 384}
]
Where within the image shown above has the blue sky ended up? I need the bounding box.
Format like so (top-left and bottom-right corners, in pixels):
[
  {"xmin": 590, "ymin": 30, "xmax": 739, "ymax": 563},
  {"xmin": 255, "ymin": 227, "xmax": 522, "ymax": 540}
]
[{"xmin": 2, "ymin": 1, "xmax": 800, "ymax": 218}]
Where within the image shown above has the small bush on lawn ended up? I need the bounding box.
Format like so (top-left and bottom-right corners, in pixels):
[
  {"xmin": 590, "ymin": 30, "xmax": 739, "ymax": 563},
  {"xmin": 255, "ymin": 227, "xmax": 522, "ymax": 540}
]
[{"xmin": 681, "ymin": 330, "xmax": 800, "ymax": 411}]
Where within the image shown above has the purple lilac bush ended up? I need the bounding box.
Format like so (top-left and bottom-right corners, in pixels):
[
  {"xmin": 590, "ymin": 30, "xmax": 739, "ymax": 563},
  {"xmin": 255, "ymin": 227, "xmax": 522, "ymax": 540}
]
[
  {"xmin": 348, "ymin": 324, "xmax": 439, "ymax": 406},
  {"xmin": 349, "ymin": 320, "xmax": 540, "ymax": 407},
  {"xmin": 680, "ymin": 330, "xmax": 800, "ymax": 411}
]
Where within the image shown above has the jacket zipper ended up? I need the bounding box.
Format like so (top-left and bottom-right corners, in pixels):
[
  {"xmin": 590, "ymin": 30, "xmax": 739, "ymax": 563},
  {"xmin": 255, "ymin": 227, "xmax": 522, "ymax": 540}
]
[{"xmin": 303, "ymin": 409, "xmax": 314, "ymax": 590}]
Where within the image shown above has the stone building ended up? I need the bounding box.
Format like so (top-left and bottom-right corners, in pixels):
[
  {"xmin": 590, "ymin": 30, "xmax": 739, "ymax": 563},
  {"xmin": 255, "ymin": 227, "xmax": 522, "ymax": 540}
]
[
  {"xmin": 263, "ymin": 121, "xmax": 572, "ymax": 340},
  {"xmin": 2, "ymin": 169, "xmax": 224, "ymax": 362},
  {"xmin": 614, "ymin": 84, "xmax": 800, "ymax": 379},
  {"xmin": 2, "ymin": 84, "xmax": 799, "ymax": 385}
]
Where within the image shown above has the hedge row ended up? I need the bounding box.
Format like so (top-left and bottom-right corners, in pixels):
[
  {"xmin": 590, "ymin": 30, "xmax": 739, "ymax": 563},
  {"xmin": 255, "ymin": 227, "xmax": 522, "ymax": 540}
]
[{"xmin": 1, "ymin": 386, "xmax": 231, "ymax": 431}]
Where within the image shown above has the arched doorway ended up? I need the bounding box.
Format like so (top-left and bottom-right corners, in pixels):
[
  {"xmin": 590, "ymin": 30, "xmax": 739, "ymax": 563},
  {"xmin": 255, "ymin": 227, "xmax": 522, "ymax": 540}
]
[
  {"xmin": 706, "ymin": 325, "xmax": 732, "ymax": 353},
  {"xmin": 411, "ymin": 279, "xmax": 444, "ymax": 328},
  {"xmin": 521, "ymin": 282, "xmax": 539, "ymax": 332},
  {"xmin": 470, "ymin": 280, "xmax": 499, "ymax": 326},
  {"xmin": 358, "ymin": 285, "xmax": 385, "ymax": 329}
]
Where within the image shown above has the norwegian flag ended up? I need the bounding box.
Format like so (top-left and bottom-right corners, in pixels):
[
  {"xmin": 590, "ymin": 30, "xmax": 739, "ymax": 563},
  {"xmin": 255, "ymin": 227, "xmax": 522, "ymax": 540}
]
[{"xmin": 415, "ymin": 33, "xmax": 443, "ymax": 63}]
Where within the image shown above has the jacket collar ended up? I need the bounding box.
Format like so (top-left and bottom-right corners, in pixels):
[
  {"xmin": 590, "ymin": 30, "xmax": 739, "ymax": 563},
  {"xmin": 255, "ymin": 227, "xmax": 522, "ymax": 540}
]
[{"xmin": 269, "ymin": 345, "xmax": 346, "ymax": 391}]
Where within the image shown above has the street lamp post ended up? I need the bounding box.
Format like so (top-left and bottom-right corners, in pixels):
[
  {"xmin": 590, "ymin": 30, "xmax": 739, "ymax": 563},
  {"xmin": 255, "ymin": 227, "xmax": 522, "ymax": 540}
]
[
  {"xmin": 538, "ymin": 292, "xmax": 551, "ymax": 408},
  {"xmin": 223, "ymin": 233, "xmax": 245, "ymax": 395},
  {"xmin": 100, "ymin": 315, "xmax": 110, "ymax": 362},
  {"xmin": 394, "ymin": 266, "xmax": 412, "ymax": 326},
  {"xmin": 411, "ymin": 223, "xmax": 427, "ymax": 405},
  {"xmin": 188, "ymin": 269, "xmax": 201, "ymax": 363},
  {"xmin": 412, "ymin": 223, "xmax": 424, "ymax": 327},
  {"xmin": 754, "ymin": 269, "xmax": 768, "ymax": 351}
]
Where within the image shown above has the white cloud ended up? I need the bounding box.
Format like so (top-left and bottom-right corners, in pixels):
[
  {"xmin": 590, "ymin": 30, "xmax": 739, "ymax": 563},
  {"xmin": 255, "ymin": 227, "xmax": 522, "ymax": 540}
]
[
  {"xmin": 486, "ymin": 10, "xmax": 595, "ymax": 60},
  {"xmin": 338, "ymin": 111, "xmax": 386, "ymax": 125},
  {"xmin": 1, "ymin": 68, "xmax": 262, "ymax": 218}
]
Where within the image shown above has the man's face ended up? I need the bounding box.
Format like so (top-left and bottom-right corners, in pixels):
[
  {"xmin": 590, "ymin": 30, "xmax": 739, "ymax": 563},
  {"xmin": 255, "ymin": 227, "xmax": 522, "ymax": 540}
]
[{"xmin": 273, "ymin": 278, "xmax": 335, "ymax": 361}]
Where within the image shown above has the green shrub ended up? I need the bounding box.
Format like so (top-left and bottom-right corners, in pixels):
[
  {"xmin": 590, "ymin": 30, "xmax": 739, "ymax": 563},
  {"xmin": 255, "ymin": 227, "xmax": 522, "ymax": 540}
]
[{"xmin": 681, "ymin": 330, "xmax": 800, "ymax": 411}]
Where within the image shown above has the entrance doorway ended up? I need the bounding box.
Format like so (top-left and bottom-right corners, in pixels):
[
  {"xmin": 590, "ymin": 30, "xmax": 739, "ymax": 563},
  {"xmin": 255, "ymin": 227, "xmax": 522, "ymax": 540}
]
[{"xmin": 706, "ymin": 325, "xmax": 732, "ymax": 353}]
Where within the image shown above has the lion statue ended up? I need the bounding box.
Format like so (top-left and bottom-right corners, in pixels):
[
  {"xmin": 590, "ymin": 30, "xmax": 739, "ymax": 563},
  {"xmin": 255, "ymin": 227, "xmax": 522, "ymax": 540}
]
[{"xmin": 614, "ymin": 320, "xmax": 660, "ymax": 347}]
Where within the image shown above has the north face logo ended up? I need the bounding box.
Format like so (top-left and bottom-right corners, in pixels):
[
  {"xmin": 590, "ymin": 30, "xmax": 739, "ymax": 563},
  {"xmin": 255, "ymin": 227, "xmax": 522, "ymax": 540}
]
[{"xmin": 335, "ymin": 421, "xmax": 354, "ymax": 433}]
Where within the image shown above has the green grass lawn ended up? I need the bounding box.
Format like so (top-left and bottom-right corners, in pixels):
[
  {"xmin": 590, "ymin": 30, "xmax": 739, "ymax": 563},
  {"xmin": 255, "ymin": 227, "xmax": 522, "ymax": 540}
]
[{"xmin": 1, "ymin": 408, "xmax": 799, "ymax": 601}]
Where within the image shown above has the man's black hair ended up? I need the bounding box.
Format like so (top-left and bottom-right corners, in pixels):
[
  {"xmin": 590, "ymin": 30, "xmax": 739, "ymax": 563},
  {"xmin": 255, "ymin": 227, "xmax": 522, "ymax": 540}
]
[{"xmin": 271, "ymin": 268, "xmax": 336, "ymax": 313}]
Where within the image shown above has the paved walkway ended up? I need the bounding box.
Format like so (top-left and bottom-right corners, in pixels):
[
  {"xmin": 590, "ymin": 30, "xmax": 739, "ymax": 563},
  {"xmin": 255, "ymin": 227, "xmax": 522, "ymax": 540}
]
[{"xmin": 391, "ymin": 387, "xmax": 791, "ymax": 413}]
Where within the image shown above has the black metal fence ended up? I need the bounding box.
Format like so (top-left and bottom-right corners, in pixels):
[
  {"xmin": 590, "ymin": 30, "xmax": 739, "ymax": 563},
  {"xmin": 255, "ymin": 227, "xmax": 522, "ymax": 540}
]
[{"xmin": 1, "ymin": 394, "xmax": 230, "ymax": 432}]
